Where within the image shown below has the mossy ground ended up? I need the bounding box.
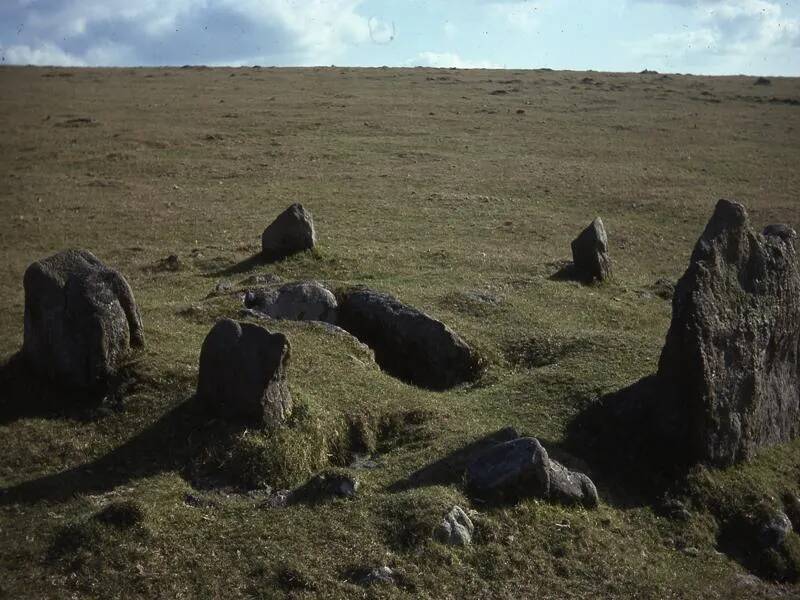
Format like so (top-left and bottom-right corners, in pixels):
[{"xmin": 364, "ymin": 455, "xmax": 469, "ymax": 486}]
[{"xmin": 1, "ymin": 65, "xmax": 799, "ymax": 598}]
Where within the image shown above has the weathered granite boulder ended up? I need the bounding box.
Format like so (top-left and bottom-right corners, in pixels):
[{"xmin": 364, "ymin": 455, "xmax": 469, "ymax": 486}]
[
  {"xmin": 261, "ymin": 203, "xmax": 316, "ymax": 259},
  {"xmin": 244, "ymin": 281, "xmax": 337, "ymax": 323},
  {"xmin": 23, "ymin": 249, "xmax": 144, "ymax": 388},
  {"xmin": 465, "ymin": 437, "xmax": 550, "ymax": 502},
  {"xmin": 336, "ymin": 288, "xmax": 483, "ymax": 389},
  {"xmin": 657, "ymin": 199, "xmax": 800, "ymax": 466},
  {"xmin": 465, "ymin": 435, "xmax": 599, "ymax": 507},
  {"xmin": 571, "ymin": 217, "xmax": 612, "ymax": 281},
  {"xmin": 197, "ymin": 319, "xmax": 292, "ymax": 427},
  {"xmin": 434, "ymin": 506, "xmax": 474, "ymax": 546},
  {"xmin": 547, "ymin": 459, "xmax": 599, "ymax": 508}
]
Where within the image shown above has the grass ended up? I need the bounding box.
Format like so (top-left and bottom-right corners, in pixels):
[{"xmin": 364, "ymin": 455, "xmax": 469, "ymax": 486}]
[{"xmin": 0, "ymin": 65, "xmax": 799, "ymax": 598}]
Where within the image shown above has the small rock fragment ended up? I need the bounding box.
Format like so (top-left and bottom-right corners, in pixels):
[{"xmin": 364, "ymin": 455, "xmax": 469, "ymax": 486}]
[
  {"xmin": 290, "ymin": 471, "xmax": 359, "ymax": 503},
  {"xmin": 434, "ymin": 505, "xmax": 474, "ymax": 546},
  {"xmin": 359, "ymin": 566, "xmax": 395, "ymax": 586}
]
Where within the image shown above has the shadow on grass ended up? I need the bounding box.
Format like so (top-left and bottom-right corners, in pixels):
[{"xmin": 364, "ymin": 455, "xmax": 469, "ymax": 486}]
[
  {"xmin": 549, "ymin": 261, "xmax": 591, "ymax": 284},
  {"xmin": 0, "ymin": 394, "xmax": 217, "ymax": 506},
  {"xmin": 0, "ymin": 352, "xmax": 138, "ymax": 425},
  {"xmin": 561, "ymin": 374, "xmax": 692, "ymax": 506},
  {"xmin": 209, "ymin": 249, "xmax": 310, "ymax": 278}
]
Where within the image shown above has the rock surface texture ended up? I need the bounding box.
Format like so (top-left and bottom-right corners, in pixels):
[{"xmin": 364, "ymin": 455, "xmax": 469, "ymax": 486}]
[
  {"xmin": 464, "ymin": 435, "xmax": 598, "ymax": 507},
  {"xmin": 244, "ymin": 281, "xmax": 337, "ymax": 323},
  {"xmin": 434, "ymin": 506, "xmax": 475, "ymax": 546},
  {"xmin": 657, "ymin": 199, "xmax": 800, "ymax": 466},
  {"xmin": 571, "ymin": 217, "xmax": 612, "ymax": 282},
  {"xmin": 261, "ymin": 203, "xmax": 316, "ymax": 259},
  {"xmin": 336, "ymin": 288, "xmax": 482, "ymax": 390},
  {"xmin": 23, "ymin": 249, "xmax": 144, "ymax": 388},
  {"xmin": 197, "ymin": 319, "xmax": 292, "ymax": 427}
]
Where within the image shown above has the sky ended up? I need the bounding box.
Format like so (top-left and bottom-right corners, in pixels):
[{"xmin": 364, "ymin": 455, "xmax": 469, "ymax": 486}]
[{"xmin": 0, "ymin": 0, "xmax": 798, "ymax": 75}]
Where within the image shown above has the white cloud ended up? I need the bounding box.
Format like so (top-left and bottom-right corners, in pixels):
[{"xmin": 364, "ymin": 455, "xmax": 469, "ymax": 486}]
[
  {"xmin": 1, "ymin": 0, "xmax": 386, "ymax": 66},
  {"xmin": 1, "ymin": 42, "xmax": 86, "ymax": 66},
  {"xmin": 409, "ymin": 51, "xmax": 501, "ymax": 69}
]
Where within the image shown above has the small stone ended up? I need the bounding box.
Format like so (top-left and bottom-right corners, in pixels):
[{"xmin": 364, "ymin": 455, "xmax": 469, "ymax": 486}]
[
  {"xmin": 196, "ymin": 319, "xmax": 292, "ymax": 428},
  {"xmin": 290, "ymin": 471, "xmax": 359, "ymax": 503},
  {"xmin": 434, "ymin": 506, "xmax": 474, "ymax": 546},
  {"xmin": 759, "ymin": 511, "xmax": 792, "ymax": 549},
  {"xmin": 547, "ymin": 459, "xmax": 599, "ymax": 509},
  {"xmin": 571, "ymin": 217, "xmax": 612, "ymax": 281},
  {"xmin": 261, "ymin": 203, "xmax": 316, "ymax": 259},
  {"xmin": 359, "ymin": 566, "xmax": 395, "ymax": 586}
]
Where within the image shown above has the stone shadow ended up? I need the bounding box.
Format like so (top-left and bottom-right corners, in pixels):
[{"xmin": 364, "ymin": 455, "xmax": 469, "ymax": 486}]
[
  {"xmin": 0, "ymin": 352, "xmax": 138, "ymax": 425},
  {"xmin": 0, "ymin": 393, "xmax": 237, "ymax": 506}
]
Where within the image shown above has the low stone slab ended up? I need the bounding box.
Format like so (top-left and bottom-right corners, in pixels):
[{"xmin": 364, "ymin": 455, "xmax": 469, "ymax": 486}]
[{"xmin": 337, "ymin": 288, "xmax": 483, "ymax": 390}]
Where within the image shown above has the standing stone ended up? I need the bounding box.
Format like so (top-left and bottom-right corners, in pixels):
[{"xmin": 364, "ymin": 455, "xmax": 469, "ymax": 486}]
[
  {"xmin": 434, "ymin": 506, "xmax": 474, "ymax": 546},
  {"xmin": 197, "ymin": 319, "xmax": 292, "ymax": 428},
  {"xmin": 23, "ymin": 249, "xmax": 144, "ymax": 388},
  {"xmin": 657, "ymin": 199, "xmax": 800, "ymax": 466},
  {"xmin": 337, "ymin": 288, "xmax": 483, "ymax": 390},
  {"xmin": 244, "ymin": 281, "xmax": 337, "ymax": 323},
  {"xmin": 571, "ymin": 217, "xmax": 612, "ymax": 281},
  {"xmin": 261, "ymin": 203, "xmax": 316, "ymax": 259}
]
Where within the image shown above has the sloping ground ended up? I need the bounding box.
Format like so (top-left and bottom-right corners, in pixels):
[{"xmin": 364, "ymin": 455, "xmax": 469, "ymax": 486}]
[{"xmin": 0, "ymin": 65, "xmax": 799, "ymax": 598}]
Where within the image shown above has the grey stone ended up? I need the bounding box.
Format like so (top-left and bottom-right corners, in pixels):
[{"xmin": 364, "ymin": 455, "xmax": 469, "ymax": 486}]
[
  {"xmin": 359, "ymin": 566, "xmax": 395, "ymax": 586},
  {"xmin": 261, "ymin": 203, "xmax": 316, "ymax": 258},
  {"xmin": 465, "ymin": 434, "xmax": 599, "ymax": 508},
  {"xmin": 337, "ymin": 288, "xmax": 483, "ymax": 389},
  {"xmin": 763, "ymin": 223, "xmax": 797, "ymax": 241},
  {"xmin": 465, "ymin": 437, "xmax": 550, "ymax": 501},
  {"xmin": 244, "ymin": 281, "xmax": 337, "ymax": 323},
  {"xmin": 434, "ymin": 505, "xmax": 474, "ymax": 546},
  {"xmin": 197, "ymin": 319, "xmax": 292, "ymax": 428},
  {"xmin": 571, "ymin": 217, "xmax": 612, "ymax": 281},
  {"xmin": 290, "ymin": 471, "xmax": 359, "ymax": 503},
  {"xmin": 23, "ymin": 249, "xmax": 144, "ymax": 388},
  {"xmin": 759, "ymin": 511, "xmax": 792, "ymax": 549},
  {"xmin": 657, "ymin": 199, "xmax": 800, "ymax": 466},
  {"xmin": 547, "ymin": 459, "xmax": 599, "ymax": 508}
]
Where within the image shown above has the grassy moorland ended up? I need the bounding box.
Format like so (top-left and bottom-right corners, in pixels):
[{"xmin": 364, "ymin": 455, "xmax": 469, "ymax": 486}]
[{"xmin": 0, "ymin": 65, "xmax": 799, "ymax": 599}]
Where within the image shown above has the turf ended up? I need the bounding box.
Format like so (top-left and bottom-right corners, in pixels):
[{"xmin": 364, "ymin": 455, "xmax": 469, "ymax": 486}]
[{"xmin": 0, "ymin": 65, "xmax": 799, "ymax": 598}]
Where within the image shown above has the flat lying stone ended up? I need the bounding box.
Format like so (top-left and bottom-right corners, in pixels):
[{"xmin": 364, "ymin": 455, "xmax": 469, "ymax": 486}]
[
  {"xmin": 23, "ymin": 249, "xmax": 144, "ymax": 388},
  {"xmin": 244, "ymin": 281, "xmax": 337, "ymax": 323},
  {"xmin": 197, "ymin": 319, "xmax": 292, "ymax": 428},
  {"xmin": 434, "ymin": 506, "xmax": 474, "ymax": 546},
  {"xmin": 337, "ymin": 288, "xmax": 483, "ymax": 390}
]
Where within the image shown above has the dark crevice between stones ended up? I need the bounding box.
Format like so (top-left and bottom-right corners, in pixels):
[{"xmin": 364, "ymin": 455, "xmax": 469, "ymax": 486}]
[{"xmin": 335, "ymin": 287, "xmax": 485, "ymax": 391}]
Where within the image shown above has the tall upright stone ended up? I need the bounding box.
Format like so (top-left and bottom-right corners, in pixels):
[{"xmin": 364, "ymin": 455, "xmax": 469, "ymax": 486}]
[
  {"xmin": 23, "ymin": 249, "xmax": 144, "ymax": 388},
  {"xmin": 657, "ymin": 199, "xmax": 800, "ymax": 466},
  {"xmin": 197, "ymin": 319, "xmax": 292, "ymax": 428},
  {"xmin": 261, "ymin": 203, "xmax": 316, "ymax": 259},
  {"xmin": 571, "ymin": 217, "xmax": 612, "ymax": 282}
]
